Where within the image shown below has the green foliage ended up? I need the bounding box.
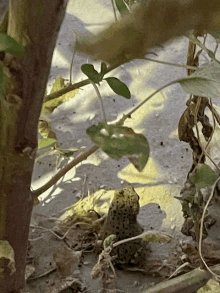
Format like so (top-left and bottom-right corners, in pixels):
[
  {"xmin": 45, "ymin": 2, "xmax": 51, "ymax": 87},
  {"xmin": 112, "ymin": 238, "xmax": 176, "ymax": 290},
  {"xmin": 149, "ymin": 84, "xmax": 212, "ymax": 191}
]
[
  {"xmin": 178, "ymin": 76, "xmax": 220, "ymax": 99},
  {"xmin": 0, "ymin": 34, "xmax": 25, "ymax": 100},
  {"xmin": 100, "ymin": 62, "xmax": 108, "ymax": 79},
  {"xmin": 189, "ymin": 163, "xmax": 217, "ymax": 189},
  {"xmin": 176, "ymin": 195, "xmax": 195, "ymax": 216},
  {"xmin": 0, "ymin": 64, "xmax": 4, "ymax": 99},
  {"xmin": 86, "ymin": 123, "xmax": 149, "ymax": 171},
  {"xmin": 81, "ymin": 63, "xmax": 131, "ymax": 99},
  {"xmin": 209, "ymin": 31, "xmax": 220, "ymax": 40},
  {"xmin": 115, "ymin": 0, "xmax": 130, "ymax": 16},
  {"xmin": 178, "ymin": 60, "xmax": 220, "ymax": 98},
  {"xmin": 104, "ymin": 77, "xmax": 131, "ymax": 99},
  {"xmin": 0, "ymin": 33, "xmax": 24, "ymax": 57},
  {"xmin": 81, "ymin": 64, "xmax": 102, "ymax": 84}
]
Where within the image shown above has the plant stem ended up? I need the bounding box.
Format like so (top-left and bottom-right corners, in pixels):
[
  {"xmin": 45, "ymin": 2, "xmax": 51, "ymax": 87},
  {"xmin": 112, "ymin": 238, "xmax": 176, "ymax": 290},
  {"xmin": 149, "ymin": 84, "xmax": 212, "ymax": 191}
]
[
  {"xmin": 111, "ymin": 0, "xmax": 117, "ymax": 22},
  {"xmin": 90, "ymin": 80, "xmax": 107, "ymax": 124},
  {"xmin": 44, "ymin": 61, "xmax": 123, "ymax": 103}
]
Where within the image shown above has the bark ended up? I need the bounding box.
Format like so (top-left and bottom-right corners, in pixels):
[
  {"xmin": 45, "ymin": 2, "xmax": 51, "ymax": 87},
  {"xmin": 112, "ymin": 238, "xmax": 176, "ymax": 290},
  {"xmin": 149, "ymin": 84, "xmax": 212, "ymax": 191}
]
[{"xmin": 0, "ymin": 0, "xmax": 68, "ymax": 292}]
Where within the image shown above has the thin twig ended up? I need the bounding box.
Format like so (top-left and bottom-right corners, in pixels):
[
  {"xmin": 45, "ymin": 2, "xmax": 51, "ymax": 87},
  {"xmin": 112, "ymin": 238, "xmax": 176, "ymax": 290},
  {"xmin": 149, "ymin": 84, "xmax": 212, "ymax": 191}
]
[
  {"xmin": 90, "ymin": 80, "xmax": 107, "ymax": 124},
  {"xmin": 69, "ymin": 31, "xmax": 78, "ymax": 84},
  {"xmin": 198, "ymin": 177, "xmax": 220, "ymax": 281},
  {"xmin": 32, "ymin": 144, "xmax": 99, "ymax": 197},
  {"xmin": 43, "ymin": 61, "xmax": 123, "ymax": 103},
  {"xmin": 111, "ymin": 0, "xmax": 117, "ymax": 22},
  {"xmin": 144, "ymin": 57, "xmax": 198, "ymax": 70}
]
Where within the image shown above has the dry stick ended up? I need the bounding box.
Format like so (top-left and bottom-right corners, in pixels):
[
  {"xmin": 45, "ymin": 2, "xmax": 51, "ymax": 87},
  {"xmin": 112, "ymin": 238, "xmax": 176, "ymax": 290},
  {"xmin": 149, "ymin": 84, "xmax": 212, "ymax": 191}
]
[
  {"xmin": 198, "ymin": 177, "xmax": 220, "ymax": 282},
  {"xmin": 191, "ymin": 98, "xmax": 220, "ymax": 280},
  {"xmin": 143, "ymin": 265, "xmax": 219, "ymax": 293},
  {"xmin": 194, "ymin": 98, "xmax": 220, "ymax": 173},
  {"xmin": 144, "ymin": 57, "xmax": 198, "ymax": 71},
  {"xmin": 111, "ymin": 0, "xmax": 117, "ymax": 22},
  {"xmin": 192, "ymin": 100, "xmax": 220, "ymax": 174},
  {"xmin": 33, "ymin": 144, "xmax": 99, "ymax": 197}
]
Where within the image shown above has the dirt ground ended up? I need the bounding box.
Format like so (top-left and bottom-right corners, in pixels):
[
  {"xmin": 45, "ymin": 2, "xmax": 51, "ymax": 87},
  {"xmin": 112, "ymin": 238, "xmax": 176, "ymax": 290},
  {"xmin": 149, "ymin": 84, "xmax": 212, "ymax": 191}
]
[{"xmin": 1, "ymin": 0, "xmax": 220, "ymax": 292}]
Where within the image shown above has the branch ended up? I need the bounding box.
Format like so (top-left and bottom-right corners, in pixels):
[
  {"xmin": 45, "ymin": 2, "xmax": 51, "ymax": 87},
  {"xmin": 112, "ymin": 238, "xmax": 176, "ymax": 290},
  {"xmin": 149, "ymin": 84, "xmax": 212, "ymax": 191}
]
[
  {"xmin": 43, "ymin": 61, "xmax": 123, "ymax": 102},
  {"xmin": 32, "ymin": 144, "xmax": 99, "ymax": 197},
  {"xmin": 144, "ymin": 264, "xmax": 220, "ymax": 293}
]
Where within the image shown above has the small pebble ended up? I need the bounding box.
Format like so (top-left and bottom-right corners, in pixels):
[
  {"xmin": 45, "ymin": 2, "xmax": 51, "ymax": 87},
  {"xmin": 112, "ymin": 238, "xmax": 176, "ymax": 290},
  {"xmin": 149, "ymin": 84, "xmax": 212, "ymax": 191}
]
[
  {"xmin": 133, "ymin": 281, "xmax": 139, "ymax": 287},
  {"xmin": 75, "ymin": 192, "xmax": 81, "ymax": 198}
]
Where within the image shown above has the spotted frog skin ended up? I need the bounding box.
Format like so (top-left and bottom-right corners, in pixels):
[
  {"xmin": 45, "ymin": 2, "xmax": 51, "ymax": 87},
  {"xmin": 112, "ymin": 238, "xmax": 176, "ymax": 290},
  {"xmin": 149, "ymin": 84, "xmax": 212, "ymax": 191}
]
[{"xmin": 100, "ymin": 186, "xmax": 147, "ymax": 265}]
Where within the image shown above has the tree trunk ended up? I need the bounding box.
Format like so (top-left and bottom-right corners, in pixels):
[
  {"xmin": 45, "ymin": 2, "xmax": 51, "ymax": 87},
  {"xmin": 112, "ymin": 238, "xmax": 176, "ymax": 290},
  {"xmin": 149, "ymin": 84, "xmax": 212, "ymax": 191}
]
[{"xmin": 0, "ymin": 1, "xmax": 68, "ymax": 292}]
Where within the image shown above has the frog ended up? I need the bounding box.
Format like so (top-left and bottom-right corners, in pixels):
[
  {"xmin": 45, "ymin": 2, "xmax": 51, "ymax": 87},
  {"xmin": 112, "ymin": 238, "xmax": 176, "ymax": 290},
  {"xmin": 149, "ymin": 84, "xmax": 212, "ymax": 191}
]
[{"xmin": 100, "ymin": 186, "xmax": 147, "ymax": 265}]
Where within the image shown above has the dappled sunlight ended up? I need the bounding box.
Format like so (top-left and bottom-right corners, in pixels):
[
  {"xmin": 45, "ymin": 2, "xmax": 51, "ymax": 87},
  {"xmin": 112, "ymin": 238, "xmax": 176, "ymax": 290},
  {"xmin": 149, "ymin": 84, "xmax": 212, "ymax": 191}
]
[
  {"xmin": 58, "ymin": 185, "xmax": 183, "ymax": 232},
  {"xmin": 118, "ymin": 157, "xmax": 158, "ymax": 184},
  {"xmin": 137, "ymin": 186, "xmax": 184, "ymax": 231},
  {"xmin": 124, "ymin": 89, "xmax": 166, "ymax": 132},
  {"xmin": 118, "ymin": 158, "xmax": 184, "ymax": 230}
]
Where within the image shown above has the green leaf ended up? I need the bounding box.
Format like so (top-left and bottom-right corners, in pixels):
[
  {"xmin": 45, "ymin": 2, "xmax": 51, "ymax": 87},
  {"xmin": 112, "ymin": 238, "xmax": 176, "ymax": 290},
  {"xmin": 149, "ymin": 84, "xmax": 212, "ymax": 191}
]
[
  {"xmin": 0, "ymin": 64, "xmax": 4, "ymax": 99},
  {"xmin": 178, "ymin": 60, "xmax": 220, "ymax": 98},
  {"xmin": 189, "ymin": 163, "xmax": 218, "ymax": 189},
  {"xmin": 115, "ymin": 0, "xmax": 130, "ymax": 16},
  {"xmin": 191, "ymin": 60, "xmax": 220, "ymax": 80},
  {"xmin": 86, "ymin": 123, "xmax": 149, "ymax": 171},
  {"xmin": 178, "ymin": 76, "xmax": 220, "ymax": 99},
  {"xmin": 209, "ymin": 31, "xmax": 220, "ymax": 40},
  {"xmin": 81, "ymin": 64, "xmax": 102, "ymax": 83},
  {"xmin": 100, "ymin": 62, "xmax": 107, "ymax": 79},
  {"xmin": 38, "ymin": 138, "xmax": 57, "ymax": 150},
  {"xmin": 0, "ymin": 33, "xmax": 24, "ymax": 57},
  {"xmin": 105, "ymin": 77, "xmax": 131, "ymax": 99}
]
